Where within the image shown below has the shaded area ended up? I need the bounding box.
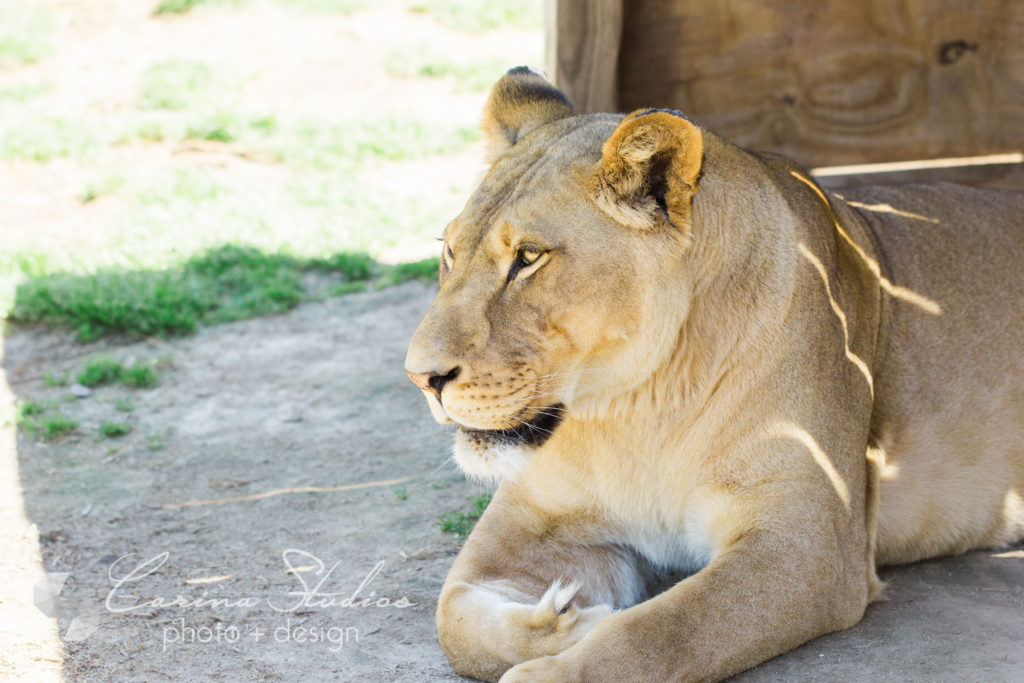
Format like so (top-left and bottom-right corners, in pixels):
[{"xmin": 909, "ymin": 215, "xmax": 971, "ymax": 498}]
[
  {"xmin": 6, "ymin": 281, "xmax": 475, "ymax": 681},
  {"xmin": 4, "ymin": 283, "xmax": 1022, "ymax": 681},
  {"xmin": 736, "ymin": 546, "xmax": 1024, "ymax": 681}
]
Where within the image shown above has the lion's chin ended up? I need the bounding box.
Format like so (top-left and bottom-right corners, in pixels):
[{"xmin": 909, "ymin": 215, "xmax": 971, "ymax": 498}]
[
  {"xmin": 453, "ymin": 432, "xmax": 532, "ymax": 483},
  {"xmin": 450, "ymin": 404, "xmax": 565, "ymax": 483}
]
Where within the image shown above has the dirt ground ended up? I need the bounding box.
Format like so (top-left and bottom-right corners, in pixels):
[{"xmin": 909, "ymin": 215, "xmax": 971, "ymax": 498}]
[{"xmin": 1, "ymin": 282, "xmax": 1022, "ymax": 682}]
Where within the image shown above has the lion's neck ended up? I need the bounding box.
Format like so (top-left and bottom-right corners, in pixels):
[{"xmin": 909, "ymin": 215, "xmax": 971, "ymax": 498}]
[{"xmin": 580, "ymin": 139, "xmax": 810, "ymax": 440}]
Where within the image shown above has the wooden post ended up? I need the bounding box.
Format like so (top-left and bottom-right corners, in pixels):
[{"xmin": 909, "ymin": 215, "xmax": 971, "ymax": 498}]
[{"xmin": 546, "ymin": 0, "xmax": 622, "ymax": 113}]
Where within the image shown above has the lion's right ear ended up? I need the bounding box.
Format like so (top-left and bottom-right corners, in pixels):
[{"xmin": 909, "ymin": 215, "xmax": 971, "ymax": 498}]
[
  {"xmin": 481, "ymin": 67, "xmax": 574, "ymax": 163},
  {"xmin": 588, "ymin": 109, "xmax": 704, "ymax": 238}
]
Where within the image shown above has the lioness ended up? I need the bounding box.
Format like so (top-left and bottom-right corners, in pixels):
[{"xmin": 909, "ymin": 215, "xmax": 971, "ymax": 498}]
[{"xmin": 404, "ymin": 67, "xmax": 1024, "ymax": 682}]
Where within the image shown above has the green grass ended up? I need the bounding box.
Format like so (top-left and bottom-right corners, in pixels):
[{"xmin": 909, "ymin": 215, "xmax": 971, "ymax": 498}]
[
  {"xmin": 122, "ymin": 364, "xmax": 160, "ymax": 388},
  {"xmin": 17, "ymin": 399, "xmax": 46, "ymax": 420},
  {"xmin": 154, "ymin": 0, "xmax": 364, "ymax": 14},
  {"xmin": 77, "ymin": 358, "xmax": 125, "ymax": 387},
  {"xmin": 394, "ymin": 485, "xmax": 408, "ymax": 501},
  {"xmin": 43, "ymin": 371, "xmax": 69, "ymax": 387},
  {"xmin": 378, "ymin": 257, "xmax": 439, "ymax": 287},
  {"xmin": 99, "ymin": 421, "xmax": 132, "ymax": 438},
  {"xmin": 0, "ymin": 2, "xmax": 501, "ymax": 336},
  {"xmin": 277, "ymin": 0, "xmax": 364, "ymax": 12},
  {"xmin": 439, "ymin": 493, "xmax": 492, "ymax": 539},
  {"xmin": 75, "ymin": 357, "xmax": 161, "ymax": 387},
  {"xmin": 139, "ymin": 59, "xmax": 222, "ymax": 111},
  {"xmin": 20, "ymin": 410, "xmax": 78, "ymax": 441},
  {"xmin": 0, "ymin": 116, "xmax": 98, "ymax": 161},
  {"xmin": 0, "ymin": 82, "xmax": 48, "ymax": 103},
  {"xmin": 276, "ymin": 119, "xmax": 479, "ymax": 169},
  {"xmin": 0, "ymin": 1, "xmax": 53, "ymax": 64},
  {"xmin": 115, "ymin": 398, "xmax": 135, "ymax": 413},
  {"xmin": 154, "ymin": 0, "xmax": 216, "ymax": 14},
  {"xmin": 410, "ymin": 0, "xmax": 542, "ymax": 32},
  {"xmin": 82, "ymin": 174, "xmax": 127, "ymax": 203},
  {"xmin": 8, "ymin": 245, "xmax": 431, "ymax": 340},
  {"xmin": 386, "ymin": 49, "xmax": 512, "ymax": 91}
]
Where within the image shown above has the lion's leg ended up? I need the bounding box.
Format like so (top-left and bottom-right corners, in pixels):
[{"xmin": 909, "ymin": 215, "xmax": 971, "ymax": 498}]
[
  {"xmin": 436, "ymin": 493, "xmax": 648, "ymax": 683},
  {"xmin": 500, "ymin": 520, "xmax": 874, "ymax": 683}
]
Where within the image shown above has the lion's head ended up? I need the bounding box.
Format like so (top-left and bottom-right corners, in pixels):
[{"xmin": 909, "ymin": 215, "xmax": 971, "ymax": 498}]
[{"xmin": 405, "ymin": 67, "xmax": 705, "ymax": 482}]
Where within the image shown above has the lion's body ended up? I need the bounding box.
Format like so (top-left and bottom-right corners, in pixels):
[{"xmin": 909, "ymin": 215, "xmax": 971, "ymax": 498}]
[
  {"xmin": 841, "ymin": 183, "xmax": 1024, "ymax": 564},
  {"xmin": 405, "ymin": 69, "xmax": 1024, "ymax": 682}
]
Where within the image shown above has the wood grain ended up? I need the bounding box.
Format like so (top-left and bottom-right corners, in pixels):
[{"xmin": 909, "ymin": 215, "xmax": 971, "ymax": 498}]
[
  {"xmin": 546, "ymin": 0, "xmax": 623, "ymax": 113},
  {"xmin": 612, "ymin": 0, "xmax": 1024, "ymax": 168}
]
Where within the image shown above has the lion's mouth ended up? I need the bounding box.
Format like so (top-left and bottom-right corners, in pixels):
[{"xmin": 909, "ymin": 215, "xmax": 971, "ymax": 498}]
[{"xmin": 459, "ymin": 404, "xmax": 565, "ymax": 448}]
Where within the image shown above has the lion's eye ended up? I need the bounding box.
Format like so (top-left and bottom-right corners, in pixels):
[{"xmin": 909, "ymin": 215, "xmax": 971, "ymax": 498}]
[
  {"xmin": 443, "ymin": 244, "xmax": 454, "ymax": 271},
  {"xmin": 519, "ymin": 248, "xmax": 541, "ymax": 266},
  {"xmin": 507, "ymin": 247, "xmax": 546, "ymax": 283}
]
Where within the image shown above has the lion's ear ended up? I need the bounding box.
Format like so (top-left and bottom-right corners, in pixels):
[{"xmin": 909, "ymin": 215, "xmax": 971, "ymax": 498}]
[
  {"xmin": 481, "ymin": 67, "xmax": 574, "ymax": 163},
  {"xmin": 589, "ymin": 109, "xmax": 704, "ymax": 234}
]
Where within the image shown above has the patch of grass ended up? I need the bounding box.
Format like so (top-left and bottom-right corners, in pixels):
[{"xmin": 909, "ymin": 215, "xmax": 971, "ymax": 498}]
[
  {"xmin": 310, "ymin": 252, "xmax": 375, "ymax": 281},
  {"xmin": 17, "ymin": 399, "xmax": 47, "ymax": 420},
  {"xmin": 0, "ymin": 1, "xmax": 53, "ymax": 64},
  {"xmin": 43, "ymin": 371, "xmax": 70, "ymax": 387},
  {"xmin": 185, "ymin": 245, "xmax": 306, "ymax": 323},
  {"xmin": 12, "ymin": 268, "xmax": 206, "ymax": 341},
  {"xmin": 130, "ymin": 118, "xmax": 172, "ymax": 142},
  {"xmin": 147, "ymin": 433, "xmax": 167, "ymax": 450},
  {"xmin": 77, "ymin": 357, "xmax": 124, "ymax": 387},
  {"xmin": 114, "ymin": 398, "xmax": 135, "ymax": 413},
  {"xmin": 410, "ymin": 0, "xmax": 542, "ymax": 32},
  {"xmin": 0, "ymin": 82, "xmax": 48, "ymax": 103},
  {"xmin": 276, "ymin": 119, "xmax": 479, "ymax": 168},
  {"xmin": 154, "ymin": 0, "xmax": 217, "ymax": 15},
  {"xmin": 140, "ymin": 168, "xmax": 224, "ymax": 204},
  {"xmin": 380, "ymin": 257, "xmax": 439, "ymax": 287},
  {"xmin": 154, "ymin": 0, "xmax": 363, "ymax": 14},
  {"xmin": 394, "ymin": 485, "xmax": 408, "ymax": 501},
  {"xmin": 139, "ymin": 59, "xmax": 220, "ymax": 111},
  {"xmin": 278, "ymin": 0, "xmax": 364, "ymax": 13},
  {"xmin": 386, "ymin": 49, "xmax": 511, "ymax": 91},
  {"xmin": 82, "ymin": 174, "xmax": 127, "ymax": 203},
  {"xmin": 0, "ymin": 115, "xmax": 98, "ymax": 161},
  {"xmin": 76, "ymin": 358, "xmax": 160, "ymax": 388},
  {"xmin": 22, "ymin": 411, "xmax": 78, "ymax": 441},
  {"xmin": 439, "ymin": 493, "xmax": 492, "ymax": 539},
  {"xmin": 99, "ymin": 421, "xmax": 132, "ymax": 438},
  {"xmin": 10, "ymin": 245, "xmax": 381, "ymax": 340},
  {"xmin": 122, "ymin": 363, "xmax": 160, "ymax": 388}
]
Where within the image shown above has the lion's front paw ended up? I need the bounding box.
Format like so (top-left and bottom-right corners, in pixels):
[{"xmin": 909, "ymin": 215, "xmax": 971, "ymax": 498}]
[
  {"xmin": 499, "ymin": 654, "xmax": 572, "ymax": 683},
  {"xmin": 524, "ymin": 579, "xmax": 612, "ymax": 650}
]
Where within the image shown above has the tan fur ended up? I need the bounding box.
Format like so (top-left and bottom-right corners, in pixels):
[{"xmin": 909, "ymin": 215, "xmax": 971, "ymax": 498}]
[{"xmin": 405, "ymin": 69, "xmax": 1024, "ymax": 682}]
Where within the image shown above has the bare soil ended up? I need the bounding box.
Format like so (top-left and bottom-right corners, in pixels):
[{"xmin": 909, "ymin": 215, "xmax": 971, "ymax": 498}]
[{"xmin": 4, "ymin": 281, "xmax": 476, "ymax": 682}]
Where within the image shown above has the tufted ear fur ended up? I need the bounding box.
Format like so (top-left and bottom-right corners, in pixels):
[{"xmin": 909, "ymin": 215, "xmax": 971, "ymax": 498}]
[
  {"xmin": 588, "ymin": 109, "xmax": 704, "ymax": 237},
  {"xmin": 481, "ymin": 67, "xmax": 574, "ymax": 163}
]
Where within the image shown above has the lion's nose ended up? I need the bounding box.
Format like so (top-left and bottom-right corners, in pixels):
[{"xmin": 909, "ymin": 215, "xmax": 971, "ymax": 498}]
[{"xmin": 406, "ymin": 366, "xmax": 461, "ymax": 401}]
